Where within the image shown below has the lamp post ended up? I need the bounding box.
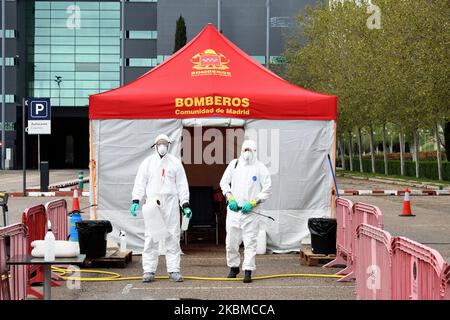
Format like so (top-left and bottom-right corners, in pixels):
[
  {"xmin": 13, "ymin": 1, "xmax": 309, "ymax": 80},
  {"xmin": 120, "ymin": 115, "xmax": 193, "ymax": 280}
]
[
  {"xmin": 1, "ymin": 0, "xmax": 5, "ymax": 170},
  {"xmin": 54, "ymin": 75, "xmax": 62, "ymax": 106}
]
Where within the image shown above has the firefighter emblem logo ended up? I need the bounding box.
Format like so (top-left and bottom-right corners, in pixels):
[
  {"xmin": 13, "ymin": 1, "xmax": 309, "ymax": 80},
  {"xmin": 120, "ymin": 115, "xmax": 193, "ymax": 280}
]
[{"xmin": 191, "ymin": 49, "xmax": 230, "ymax": 71}]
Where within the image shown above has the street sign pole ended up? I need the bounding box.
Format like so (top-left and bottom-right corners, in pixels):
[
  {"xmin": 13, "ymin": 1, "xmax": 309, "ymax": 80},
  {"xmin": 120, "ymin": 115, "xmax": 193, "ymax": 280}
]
[
  {"xmin": 27, "ymin": 97, "xmax": 51, "ymax": 191},
  {"xmin": 22, "ymin": 98, "xmax": 26, "ymax": 196},
  {"xmin": 38, "ymin": 134, "xmax": 40, "ymax": 173}
]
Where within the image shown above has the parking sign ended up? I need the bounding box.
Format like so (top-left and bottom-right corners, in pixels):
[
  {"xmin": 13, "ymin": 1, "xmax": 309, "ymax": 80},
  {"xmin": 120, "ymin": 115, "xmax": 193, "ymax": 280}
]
[{"xmin": 28, "ymin": 98, "xmax": 51, "ymax": 134}]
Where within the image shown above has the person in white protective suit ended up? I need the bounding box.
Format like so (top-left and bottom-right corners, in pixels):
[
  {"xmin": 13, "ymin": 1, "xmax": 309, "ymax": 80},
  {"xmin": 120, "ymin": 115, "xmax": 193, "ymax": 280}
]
[
  {"xmin": 130, "ymin": 134, "xmax": 192, "ymax": 283},
  {"xmin": 219, "ymin": 139, "xmax": 272, "ymax": 283}
]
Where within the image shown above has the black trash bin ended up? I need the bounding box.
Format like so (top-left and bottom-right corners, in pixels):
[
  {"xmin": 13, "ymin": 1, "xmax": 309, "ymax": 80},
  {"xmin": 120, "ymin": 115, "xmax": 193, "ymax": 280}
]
[
  {"xmin": 308, "ymin": 218, "xmax": 337, "ymax": 255},
  {"xmin": 76, "ymin": 220, "xmax": 113, "ymax": 258}
]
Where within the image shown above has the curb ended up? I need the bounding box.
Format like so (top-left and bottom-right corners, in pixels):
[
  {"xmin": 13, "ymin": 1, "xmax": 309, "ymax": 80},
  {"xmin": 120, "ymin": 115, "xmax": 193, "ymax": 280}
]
[
  {"xmin": 337, "ymin": 173, "xmax": 450, "ymax": 191},
  {"xmin": 341, "ymin": 189, "xmax": 450, "ymax": 196},
  {"xmin": 9, "ymin": 191, "xmax": 90, "ymax": 198}
]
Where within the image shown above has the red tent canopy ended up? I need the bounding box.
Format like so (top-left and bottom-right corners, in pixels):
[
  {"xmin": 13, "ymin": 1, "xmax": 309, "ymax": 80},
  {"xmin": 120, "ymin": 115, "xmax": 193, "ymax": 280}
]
[{"xmin": 89, "ymin": 24, "xmax": 337, "ymax": 120}]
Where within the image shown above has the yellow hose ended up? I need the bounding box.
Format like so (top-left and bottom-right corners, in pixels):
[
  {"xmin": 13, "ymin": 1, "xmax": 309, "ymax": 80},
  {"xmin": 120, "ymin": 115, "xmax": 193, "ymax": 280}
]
[{"xmin": 51, "ymin": 266, "xmax": 343, "ymax": 282}]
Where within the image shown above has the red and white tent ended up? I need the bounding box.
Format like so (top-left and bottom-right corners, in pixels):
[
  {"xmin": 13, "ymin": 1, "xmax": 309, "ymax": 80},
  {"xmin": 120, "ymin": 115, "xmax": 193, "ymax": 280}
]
[{"xmin": 89, "ymin": 24, "xmax": 337, "ymax": 253}]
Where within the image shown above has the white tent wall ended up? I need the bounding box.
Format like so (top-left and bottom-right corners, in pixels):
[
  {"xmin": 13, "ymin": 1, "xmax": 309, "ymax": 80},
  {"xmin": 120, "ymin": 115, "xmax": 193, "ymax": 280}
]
[
  {"xmin": 245, "ymin": 120, "xmax": 334, "ymax": 253},
  {"xmin": 90, "ymin": 118, "xmax": 334, "ymax": 253},
  {"xmin": 90, "ymin": 119, "xmax": 183, "ymax": 252}
]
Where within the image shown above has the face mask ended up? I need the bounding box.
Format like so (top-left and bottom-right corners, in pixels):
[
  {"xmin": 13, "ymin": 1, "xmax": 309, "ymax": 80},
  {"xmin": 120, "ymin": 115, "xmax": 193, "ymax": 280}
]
[
  {"xmin": 243, "ymin": 150, "xmax": 253, "ymax": 162},
  {"xmin": 157, "ymin": 144, "xmax": 168, "ymax": 157}
]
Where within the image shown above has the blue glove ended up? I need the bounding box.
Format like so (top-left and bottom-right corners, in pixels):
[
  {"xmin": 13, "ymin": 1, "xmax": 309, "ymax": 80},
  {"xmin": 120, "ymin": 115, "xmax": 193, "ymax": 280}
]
[
  {"xmin": 241, "ymin": 200, "xmax": 257, "ymax": 214},
  {"xmin": 227, "ymin": 196, "xmax": 239, "ymax": 212},
  {"xmin": 130, "ymin": 203, "xmax": 139, "ymax": 216},
  {"xmin": 183, "ymin": 207, "xmax": 192, "ymax": 219}
]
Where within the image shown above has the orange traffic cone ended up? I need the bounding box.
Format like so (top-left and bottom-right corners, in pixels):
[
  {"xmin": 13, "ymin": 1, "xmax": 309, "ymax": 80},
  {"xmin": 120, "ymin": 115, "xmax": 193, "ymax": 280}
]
[
  {"xmin": 71, "ymin": 185, "xmax": 81, "ymax": 213},
  {"xmin": 399, "ymin": 187, "xmax": 415, "ymax": 217}
]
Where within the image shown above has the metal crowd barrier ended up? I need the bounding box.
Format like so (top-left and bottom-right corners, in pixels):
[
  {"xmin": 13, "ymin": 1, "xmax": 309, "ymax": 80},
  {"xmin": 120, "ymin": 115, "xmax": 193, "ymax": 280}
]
[
  {"xmin": 0, "ymin": 224, "xmax": 28, "ymax": 300},
  {"xmin": 339, "ymin": 201, "xmax": 384, "ymax": 282},
  {"xmin": 391, "ymin": 237, "xmax": 449, "ymax": 300},
  {"xmin": 355, "ymin": 224, "xmax": 393, "ymax": 300},
  {"xmin": 323, "ymin": 198, "xmax": 354, "ymax": 272},
  {"xmin": 45, "ymin": 199, "xmax": 68, "ymax": 241},
  {"xmin": 22, "ymin": 204, "xmax": 48, "ymax": 299}
]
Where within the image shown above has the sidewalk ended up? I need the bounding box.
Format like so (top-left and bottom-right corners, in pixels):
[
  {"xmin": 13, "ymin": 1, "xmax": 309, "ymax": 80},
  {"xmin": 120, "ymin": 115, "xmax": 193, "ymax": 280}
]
[
  {"xmin": 0, "ymin": 169, "xmax": 89, "ymax": 193},
  {"xmin": 336, "ymin": 170, "xmax": 450, "ymax": 190}
]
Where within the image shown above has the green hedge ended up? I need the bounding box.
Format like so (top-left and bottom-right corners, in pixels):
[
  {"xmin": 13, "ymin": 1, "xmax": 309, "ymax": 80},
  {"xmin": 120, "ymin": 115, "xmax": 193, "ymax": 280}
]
[{"xmin": 339, "ymin": 158, "xmax": 450, "ymax": 181}]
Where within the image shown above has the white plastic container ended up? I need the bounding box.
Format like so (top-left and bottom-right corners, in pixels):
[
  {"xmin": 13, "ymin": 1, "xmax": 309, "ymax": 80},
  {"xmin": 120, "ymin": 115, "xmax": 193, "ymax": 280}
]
[
  {"xmin": 181, "ymin": 215, "xmax": 190, "ymax": 231},
  {"xmin": 119, "ymin": 230, "xmax": 127, "ymax": 252},
  {"xmin": 44, "ymin": 221, "xmax": 56, "ymax": 262}
]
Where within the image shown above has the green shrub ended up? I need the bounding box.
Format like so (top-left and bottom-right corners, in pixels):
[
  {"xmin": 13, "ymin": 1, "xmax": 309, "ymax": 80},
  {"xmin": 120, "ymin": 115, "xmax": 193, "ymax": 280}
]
[{"xmin": 341, "ymin": 157, "xmax": 450, "ymax": 181}]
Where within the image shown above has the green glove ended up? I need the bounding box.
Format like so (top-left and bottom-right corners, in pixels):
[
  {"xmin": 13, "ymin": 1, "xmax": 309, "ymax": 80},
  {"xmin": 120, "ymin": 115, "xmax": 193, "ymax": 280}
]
[
  {"xmin": 130, "ymin": 203, "xmax": 139, "ymax": 216},
  {"xmin": 227, "ymin": 195, "xmax": 239, "ymax": 212},
  {"xmin": 241, "ymin": 200, "xmax": 257, "ymax": 214},
  {"xmin": 183, "ymin": 207, "xmax": 192, "ymax": 219}
]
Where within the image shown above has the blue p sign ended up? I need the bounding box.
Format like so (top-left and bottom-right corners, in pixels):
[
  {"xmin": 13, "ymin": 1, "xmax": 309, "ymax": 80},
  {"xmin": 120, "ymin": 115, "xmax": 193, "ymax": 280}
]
[{"xmin": 28, "ymin": 98, "xmax": 51, "ymax": 120}]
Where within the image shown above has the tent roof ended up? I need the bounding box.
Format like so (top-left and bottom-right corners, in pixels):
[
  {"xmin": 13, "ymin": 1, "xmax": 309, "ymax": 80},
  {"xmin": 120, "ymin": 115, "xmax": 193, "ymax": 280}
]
[{"xmin": 89, "ymin": 24, "xmax": 337, "ymax": 120}]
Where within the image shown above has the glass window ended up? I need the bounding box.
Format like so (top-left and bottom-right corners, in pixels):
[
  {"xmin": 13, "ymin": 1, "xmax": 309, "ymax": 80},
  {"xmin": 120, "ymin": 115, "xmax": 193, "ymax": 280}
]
[
  {"xmin": 51, "ymin": 46, "xmax": 75, "ymax": 54},
  {"xmin": 100, "ymin": 20, "xmax": 120, "ymax": 28},
  {"xmin": 51, "ymin": 37, "xmax": 75, "ymax": 45},
  {"xmin": 75, "ymin": 37, "xmax": 99, "ymax": 45},
  {"xmin": 35, "ymin": 11, "xmax": 51, "ymax": 19},
  {"xmin": 100, "ymin": 11, "xmax": 120, "ymax": 19},
  {"xmin": 100, "ymin": 37, "xmax": 119, "ymax": 45},
  {"xmin": 35, "ymin": 89, "xmax": 52, "ymax": 97},
  {"xmin": 127, "ymin": 31, "xmax": 157, "ymax": 39},
  {"xmin": 34, "ymin": 63, "xmax": 51, "ymax": 71},
  {"xmin": 76, "ymin": 2, "xmax": 100, "ymax": 11},
  {"xmin": 51, "ymin": 55, "xmax": 74, "ymax": 63},
  {"xmin": 127, "ymin": 58, "xmax": 158, "ymax": 67},
  {"xmin": 35, "ymin": 19, "xmax": 51, "ymax": 27},
  {"xmin": 76, "ymin": 46, "xmax": 100, "ymax": 54},
  {"xmin": 30, "ymin": 1, "xmax": 121, "ymax": 107},
  {"xmin": 100, "ymin": 2, "xmax": 120, "ymax": 10},
  {"xmin": 75, "ymin": 55, "xmax": 100, "ymax": 63},
  {"xmin": 100, "ymin": 55, "xmax": 120, "ymax": 63},
  {"xmin": 34, "ymin": 54, "xmax": 51, "ymax": 62},
  {"xmin": 100, "ymin": 46, "xmax": 120, "ymax": 54},
  {"xmin": 0, "ymin": 29, "xmax": 17, "ymax": 38},
  {"xmin": 99, "ymin": 81, "xmax": 120, "ymax": 90},
  {"xmin": 100, "ymin": 72, "xmax": 120, "ymax": 80},
  {"xmin": 75, "ymin": 72, "xmax": 100, "ymax": 80},
  {"xmin": 51, "ymin": 63, "xmax": 75, "ymax": 71},
  {"xmin": 51, "ymin": 28, "xmax": 75, "ymax": 37},
  {"xmin": 0, "ymin": 58, "xmax": 16, "ymax": 66},
  {"xmin": 100, "ymin": 64, "xmax": 120, "ymax": 72},
  {"xmin": 35, "ymin": 2, "xmax": 51, "ymax": 10}
]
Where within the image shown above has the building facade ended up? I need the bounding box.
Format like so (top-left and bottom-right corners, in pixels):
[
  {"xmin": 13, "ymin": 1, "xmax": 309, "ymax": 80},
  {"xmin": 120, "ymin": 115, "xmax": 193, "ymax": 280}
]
[{"xmin": 1, "ymin": 0, "xmax": 315, "ymax": 169}]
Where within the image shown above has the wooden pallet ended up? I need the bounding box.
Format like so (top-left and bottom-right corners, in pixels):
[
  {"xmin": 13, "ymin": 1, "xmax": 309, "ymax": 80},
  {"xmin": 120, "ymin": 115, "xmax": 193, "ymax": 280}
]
[
  {"xmin": 300, "ymin": 247, "xmax": 336, "ymax": 266},
  {"xmin": 83, "ymin": 249, "xmax": 133, "ymax": 268}
]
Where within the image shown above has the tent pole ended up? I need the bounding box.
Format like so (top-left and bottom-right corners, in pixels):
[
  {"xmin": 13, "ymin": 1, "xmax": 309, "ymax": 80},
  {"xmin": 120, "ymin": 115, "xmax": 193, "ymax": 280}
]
[
  {"xmin": 89, "ymin": 120, "xmax": 97, "ymax": 220},
  {"xmin": 330, "ymin": 120, "xmax": 337, "ymax": 218}
]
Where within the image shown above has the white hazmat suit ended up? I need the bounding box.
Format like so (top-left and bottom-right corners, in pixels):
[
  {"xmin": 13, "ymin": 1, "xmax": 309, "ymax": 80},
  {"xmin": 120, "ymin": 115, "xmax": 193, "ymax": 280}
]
[
  {"xmin": 132, "ymin": 135, "xmax": 190, "ymax": 274},
  {"xmin": 220, "ymin": 140, "xmax": 272, "ymax": 272}
]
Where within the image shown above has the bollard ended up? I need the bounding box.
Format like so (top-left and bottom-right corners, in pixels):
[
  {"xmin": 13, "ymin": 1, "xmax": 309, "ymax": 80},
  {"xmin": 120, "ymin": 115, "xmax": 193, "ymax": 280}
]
[
  {"xmin": 78, "ymin": 170, "xmax": 84, "ymax": 190},
  {"xmin": 40, "ymin": 161, "xmax": 49, "ymax": 192}
]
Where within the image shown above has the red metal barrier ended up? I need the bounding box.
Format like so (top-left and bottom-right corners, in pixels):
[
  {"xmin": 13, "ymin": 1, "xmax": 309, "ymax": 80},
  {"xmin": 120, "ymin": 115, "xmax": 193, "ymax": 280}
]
[
  {"xmin": 338, "ymin": 202, "xmax": 383, "ymax": 282},
  {"xmin": 392, "ymin": 237, "xmax": 448, "ymax": 300},
  {"xmin": 323, "ymin": 198, "xmax": 354, "ymax": 270},
  {"xmin": 22, "ymin": 204, "xmax": 48, "ymax": 299},
  {"xmin": 443, "ymin": 265, "xmax": 450, "ymax": 300},
  {"xmin": 0, "ymin": 224, "xmax": 28, "ymax": 300},
  {"xmin": 45, "ymin": 199, "xmax": 68, "ymax": 241},
  {"xmin": 355, "ymin": 224, "xmax": 393, "ymax": 300}
]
